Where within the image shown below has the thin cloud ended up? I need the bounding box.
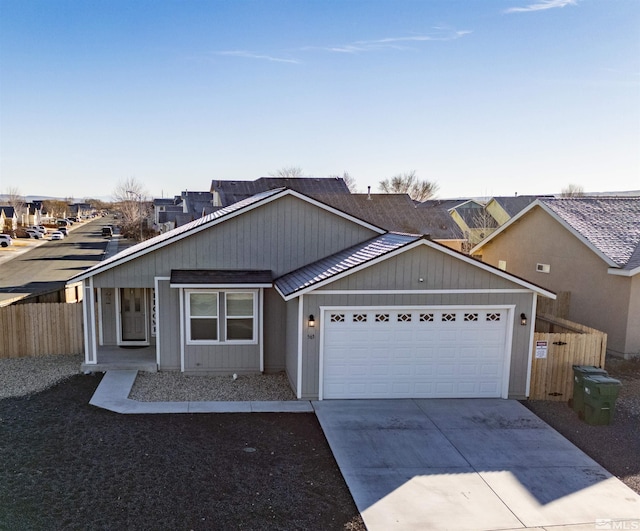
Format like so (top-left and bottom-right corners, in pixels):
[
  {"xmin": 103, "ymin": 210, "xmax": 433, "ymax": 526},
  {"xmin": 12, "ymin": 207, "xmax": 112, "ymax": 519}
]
[
  {"xmin": 505, "ymin": 0, "xmax": 578, "ymax": 14},
  {"xmin": 214, "ymin": 51, "xmax": 301, "ymax": 64},
  {"xmin": 310, "ymin": 29, "xmax": 472, "ymax": 54}
]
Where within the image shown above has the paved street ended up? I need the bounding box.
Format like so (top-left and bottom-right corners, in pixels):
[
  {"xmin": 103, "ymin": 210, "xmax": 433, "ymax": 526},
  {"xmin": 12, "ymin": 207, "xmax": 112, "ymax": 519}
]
[{"xmin": 0, "ymin": 217, "xmax": 119, "ymax": 305}]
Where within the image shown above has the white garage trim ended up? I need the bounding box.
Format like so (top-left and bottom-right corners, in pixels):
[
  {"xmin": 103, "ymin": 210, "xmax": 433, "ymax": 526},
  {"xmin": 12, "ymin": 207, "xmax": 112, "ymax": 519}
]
[{"xmin": 318, "ymin": 305, "xmax": 515, "ymax": 400}]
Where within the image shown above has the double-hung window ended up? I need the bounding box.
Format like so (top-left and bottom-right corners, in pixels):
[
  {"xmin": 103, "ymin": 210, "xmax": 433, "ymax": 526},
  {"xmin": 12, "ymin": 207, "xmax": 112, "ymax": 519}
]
[
  {"xmin": 226, "ymin": 292, "xmax": 255, "ymax": 341},
  {"xmin": 188, "ymin": 292, "xmax": 218, "ymax": 341},
  {"xmin": 186, "ymin": 290, "xmax": 256, "ymax": 344}
]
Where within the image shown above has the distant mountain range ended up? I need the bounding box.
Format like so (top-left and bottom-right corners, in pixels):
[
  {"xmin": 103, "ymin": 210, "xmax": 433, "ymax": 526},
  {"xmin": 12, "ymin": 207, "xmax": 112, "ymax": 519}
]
[{"xmin": 0, "ymin": 195, "xmax": 114, "ymax": 203}]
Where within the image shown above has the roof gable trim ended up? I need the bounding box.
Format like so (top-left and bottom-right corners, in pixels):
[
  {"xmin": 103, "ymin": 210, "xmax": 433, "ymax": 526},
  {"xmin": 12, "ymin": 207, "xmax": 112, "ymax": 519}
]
[{"xmin": 278, "ymin": 238, "xmax": 556, "ymax": 301}]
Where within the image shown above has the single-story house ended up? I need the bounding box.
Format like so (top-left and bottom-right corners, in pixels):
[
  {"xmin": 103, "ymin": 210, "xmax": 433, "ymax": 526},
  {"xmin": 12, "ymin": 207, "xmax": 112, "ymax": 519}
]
[
  {"xmin": 472, "ymin": 197, "xmax": 640, "ymax": 358},
  {"xmin": 70, "ymin": 188, "xmax": 555, "ymax": 400}
]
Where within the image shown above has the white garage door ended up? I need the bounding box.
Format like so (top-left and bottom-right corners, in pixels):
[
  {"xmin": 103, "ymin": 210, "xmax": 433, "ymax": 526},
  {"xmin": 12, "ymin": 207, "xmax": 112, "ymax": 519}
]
[{"xmin": 321, "ymin": 307, "xmax": 510, "ymax": 399}]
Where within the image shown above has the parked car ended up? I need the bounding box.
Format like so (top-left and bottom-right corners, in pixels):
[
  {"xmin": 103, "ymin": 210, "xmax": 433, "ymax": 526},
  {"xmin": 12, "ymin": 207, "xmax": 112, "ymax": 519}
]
[
  {"xmin": 57, "ymin": 227, "xmax": 69, "ymax": 236},
  {"xmin": 25, "ymin": 229, "xmax": 42, "ymax": 239},
  {"xmin": 0, "ymin": 234, "xmax": 13, "ymax": 247},
  {"xmin": 57, "ymin": 219, "xmax": 69, "ymax": 227},
  {"xmin": 50, "ymin": 231, "xmax": 64, "ymax": 240},
  {"xmin": 29, "ymin": 226, "xmax": 47, "ymax": 235}
]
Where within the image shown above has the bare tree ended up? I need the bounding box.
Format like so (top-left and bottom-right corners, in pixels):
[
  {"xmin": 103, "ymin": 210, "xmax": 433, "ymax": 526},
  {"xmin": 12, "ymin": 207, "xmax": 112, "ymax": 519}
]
[
  {"xmin": 269, "ymin": 166, "xmax": 305, "ymax": 178},
  {"xmin": 328, "ymin": 171, "xmax": 358, "ymax": 192},
  {"xmin": 42, "ymin": 199, "xmax": 70, "ymax": 220},
  {"xmin": 378, "ymin": 171, "xmax": 439, "ymax": 202},
  {"xmin": 5, "ymin": 187, "xmax": 26, "ymax": 222},
  {"xmin": 560, "ymin": 184, "xmax": 585, "ymax": 197},
  {"xmin": 112, "ymin": 177, "xmax": 152, "ymax": 241}
]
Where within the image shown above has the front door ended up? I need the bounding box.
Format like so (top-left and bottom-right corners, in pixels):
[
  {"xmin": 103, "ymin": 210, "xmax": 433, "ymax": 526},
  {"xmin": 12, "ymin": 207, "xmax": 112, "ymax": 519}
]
[{"xmin": 120, "ymin": 288, "xmax": 147, "ymax": 342}]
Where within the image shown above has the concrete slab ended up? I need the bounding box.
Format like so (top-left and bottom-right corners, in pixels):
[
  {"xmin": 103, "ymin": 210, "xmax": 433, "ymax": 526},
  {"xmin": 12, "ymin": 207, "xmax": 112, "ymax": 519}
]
[
  {"xmin": 313, "ymin": 399, "xmax": 640, "ymax": 531},
  {"xmin": 479, "ymin": 468, "xmax": 640, "ymax": 527},
  {"xmin": 324, "ymin": 428, "xmax": 469, "ymax": 469},
  {"xmin": 443, "ymin": 426, "xmax": 599, "ymax": 468},
  {"xmin": 314, "ymin": 399, "xmax": 439, "ymax": 430},
  {"xmin": 89, "ymin": 370, "xmax": 313, "ymax": 414},
  {"xmin": 345, "ymin": 468, "xmax": 524, "ymax": 531},
  {"xmin": 414, "ymin": 397, "xmax": 549, "ymax": 430}
]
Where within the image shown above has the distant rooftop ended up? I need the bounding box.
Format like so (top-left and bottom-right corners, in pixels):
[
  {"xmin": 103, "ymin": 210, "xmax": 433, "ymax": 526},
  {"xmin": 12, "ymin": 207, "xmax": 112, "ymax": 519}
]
[{"xmin": 211, "ymin": 177, "xmax": 350, "ymax": 206}]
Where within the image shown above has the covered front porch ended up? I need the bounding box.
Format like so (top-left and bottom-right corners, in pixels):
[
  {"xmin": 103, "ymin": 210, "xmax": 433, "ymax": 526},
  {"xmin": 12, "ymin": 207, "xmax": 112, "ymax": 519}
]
[{"xmin": 82, "ymin": 345, "xmax": 157, "ymax": 373}]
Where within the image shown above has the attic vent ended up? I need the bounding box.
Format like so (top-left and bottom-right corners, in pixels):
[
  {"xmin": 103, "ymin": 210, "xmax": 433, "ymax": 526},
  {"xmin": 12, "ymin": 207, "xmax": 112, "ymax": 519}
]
[{"xmin": 536, "ymin": 263, "xmax": 551, "ymax": 274}]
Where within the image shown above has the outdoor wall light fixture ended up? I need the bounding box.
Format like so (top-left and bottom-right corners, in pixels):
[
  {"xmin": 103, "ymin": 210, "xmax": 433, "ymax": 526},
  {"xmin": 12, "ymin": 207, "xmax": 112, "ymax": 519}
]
[
  {"xmin": 308, "ymin": 314, "xmax": 315, "ymax": 328},
  {"xmin": 520, "ymin": 313, "xmax": 527, "ymax": 326}
]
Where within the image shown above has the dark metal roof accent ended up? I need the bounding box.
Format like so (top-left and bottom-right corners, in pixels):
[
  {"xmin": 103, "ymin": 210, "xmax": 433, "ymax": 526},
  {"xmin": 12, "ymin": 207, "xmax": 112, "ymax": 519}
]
[
  {"xmin": 275, "ymin": 233, "xmax": 420, "ymax": 297},
  {"xmin": 170, "ymin": 269, "xmax": 273, "ymax": 286}
]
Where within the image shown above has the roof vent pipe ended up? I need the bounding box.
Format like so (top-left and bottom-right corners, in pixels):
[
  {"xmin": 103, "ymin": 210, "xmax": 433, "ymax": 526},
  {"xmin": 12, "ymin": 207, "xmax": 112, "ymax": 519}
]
[{"xmin": 367, "ymin": 186, "xmax": 372, "ymax": 200}]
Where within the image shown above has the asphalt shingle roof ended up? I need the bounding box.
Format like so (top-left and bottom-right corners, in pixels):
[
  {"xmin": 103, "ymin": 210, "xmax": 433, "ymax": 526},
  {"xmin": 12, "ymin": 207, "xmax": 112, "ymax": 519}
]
[
  {"xmin": 541, "ymin": 197, "xmax": 640, "ymax": 269},
  {"xmin": 275, "ymin": 232, "xmax": 421, "ymax": 297},
  {"xmin": 211, "ymin": 177, "xmax": 350, "ymax": 206},
  {"xmin": 313, "ymin": 194, "xmax": 463, "ymax": 240},
  {"xmin": 492, "ymin": 196, "xmax": 543, "ymax": 217}
]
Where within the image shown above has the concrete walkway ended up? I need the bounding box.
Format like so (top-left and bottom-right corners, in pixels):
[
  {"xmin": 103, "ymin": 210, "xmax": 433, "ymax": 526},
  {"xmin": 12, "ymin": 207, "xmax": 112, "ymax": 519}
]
[
  {"xmin": 314, "ymin": 399, "xmax": 640, "ymax": 531},
  {"xmin": 89, "ymin": 370, "xmax": 314, "ymax": 413}
]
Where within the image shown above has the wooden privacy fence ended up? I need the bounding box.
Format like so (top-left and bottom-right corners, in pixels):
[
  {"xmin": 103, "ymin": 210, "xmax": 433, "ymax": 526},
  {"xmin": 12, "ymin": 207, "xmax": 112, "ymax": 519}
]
[
  {"xmin": 0, "ymin": 303, "xmax": 83, "ymax": 358},
  {"xmin": 529, "ymin": 313, "xmax": 607, "ymax": 401}
]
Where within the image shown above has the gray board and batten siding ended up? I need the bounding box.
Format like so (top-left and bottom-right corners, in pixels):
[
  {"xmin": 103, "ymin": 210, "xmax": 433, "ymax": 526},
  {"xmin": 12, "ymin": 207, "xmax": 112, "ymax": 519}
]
[
  {"xmin": 89, "ymin": 195, "xmax": 380, "ymax": 289},
  {"xmin": 87, "ymin": 194, "xmax": 380, "ymax": 373},
  {"xmin": 295, "ymin": 244, "xmax": 537, "ymax": 399}
]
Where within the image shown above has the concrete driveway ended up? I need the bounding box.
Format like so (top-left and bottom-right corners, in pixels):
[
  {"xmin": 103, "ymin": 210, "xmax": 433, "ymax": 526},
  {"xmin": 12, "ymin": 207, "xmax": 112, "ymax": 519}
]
[{"xmin": 313, "ymin": 399, "xmax": 640, "ymax": 531}]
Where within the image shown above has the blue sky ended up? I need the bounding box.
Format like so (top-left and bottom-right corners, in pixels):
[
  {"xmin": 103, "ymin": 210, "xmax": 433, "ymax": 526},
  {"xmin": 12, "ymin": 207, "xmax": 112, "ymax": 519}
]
[{"xmin": 1, "ymin": 0, "xmax": 638, "ymax": 200}]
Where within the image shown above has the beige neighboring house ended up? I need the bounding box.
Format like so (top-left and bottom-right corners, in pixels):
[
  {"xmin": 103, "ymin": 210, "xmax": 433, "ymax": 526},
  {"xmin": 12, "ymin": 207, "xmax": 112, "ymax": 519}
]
[{"xmin": 472, "ymin": 197, "xmax": 640, "ymax": 359}]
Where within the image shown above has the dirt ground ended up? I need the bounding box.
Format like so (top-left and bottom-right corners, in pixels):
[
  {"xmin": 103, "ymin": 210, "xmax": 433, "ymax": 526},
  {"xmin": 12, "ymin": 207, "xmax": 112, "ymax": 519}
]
[
  {"xmin": 523, "ymin": 357, "xmax": 640, "ymax": 495},
  {"xmin": 0, "ymin": 374, "xmax": 365, "ymax": 531}
]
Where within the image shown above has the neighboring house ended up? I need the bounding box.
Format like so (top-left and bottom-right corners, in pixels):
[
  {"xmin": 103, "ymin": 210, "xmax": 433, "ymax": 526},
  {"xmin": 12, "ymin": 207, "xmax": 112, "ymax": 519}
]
[
  {"xmin": 485, "ymin": 196, "xmax": 542, "ymax": 226},
  {"xmin": 313, "ymin": 193, "xmax": 466, "ymax": 251},
  {"xmin": 415, "ymin": 200, "xmax": 467, "ymax": 252},
  {"xmin": 211, "ymin": 176, "xmax": 350, "ymax": 206},
  {"xmin": 70, "ymin": 188, "xmax": 554, "ymax": 400},
  {"xmin": 0, "ymin": 206, "xmax": 18, "ymax": 233},
  {"xmin": 449, "ymin": 200, "xmax": 499, "ymax": 248},
  {"xmin": 69, "ymin": 203, "xmax": 93, "ymax": 219},
  {"xmin": 472, "ymin": 197, "xmax": 640, "ymax": 358},
  {"xmin": 154, "ymin": 192, "xmax": 219, "ymax": 232}
]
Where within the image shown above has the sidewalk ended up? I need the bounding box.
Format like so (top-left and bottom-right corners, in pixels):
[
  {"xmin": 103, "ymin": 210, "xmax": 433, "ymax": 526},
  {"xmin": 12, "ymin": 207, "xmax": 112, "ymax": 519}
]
[{"xmin": 89, "ymin": 370, "xmax": 314, "ymax": 414}]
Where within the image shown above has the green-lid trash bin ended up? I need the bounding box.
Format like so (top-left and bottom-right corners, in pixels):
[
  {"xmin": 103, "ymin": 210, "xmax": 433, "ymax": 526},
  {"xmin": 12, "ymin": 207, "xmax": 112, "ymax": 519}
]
[
  {"xmin": 571, "ymin": 365, "xmax": 608, "ymax": 414},
  {"xmin": 582, "ymin": 375, "xmax": 622, "ymax": 426}
]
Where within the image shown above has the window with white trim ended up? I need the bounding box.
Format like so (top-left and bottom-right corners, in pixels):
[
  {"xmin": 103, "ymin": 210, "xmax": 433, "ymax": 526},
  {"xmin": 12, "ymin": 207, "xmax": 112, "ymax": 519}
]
[
  {"xmin": 226, "ymin": 292, "xmax": 255, "ymax": 341},
  {"xmin": 186, "ymin": 290, "xmax": 257, "ymax": 344},
  {"xmin": 188, "ymin": 291, "xmax": 219, "ymax": 341}
]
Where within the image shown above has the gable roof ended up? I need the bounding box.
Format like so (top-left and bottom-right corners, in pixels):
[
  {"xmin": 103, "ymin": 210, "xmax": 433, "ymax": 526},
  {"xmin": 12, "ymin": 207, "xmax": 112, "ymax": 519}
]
[
  {"xmin": 488, "ymin": 196, "xmax": 544, "ymax": 218},
  {"xmin": 211, "ymin": 177, "xmax": 350, "ymax": 206},
  {"xmin": 472, "ymin": 197, "xmax": 640, "ymax": 275},
  {"xmin": 312, "ymin": 193, "xmax": 463, "ymax": 240},
  {"xmin": 275, "ymin": 232, "xmax": 556, "ymax": 301},
  {"xmin": 450, "ymin": 201, "xmax": 499, "ymax": 230},
  {"xmin": 69, "ymin": 188, "xmax": 385, "ymax": 283},
  {"xmin": 275, "ymin": 233, "xmax": 420, "ymax": 299}
]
